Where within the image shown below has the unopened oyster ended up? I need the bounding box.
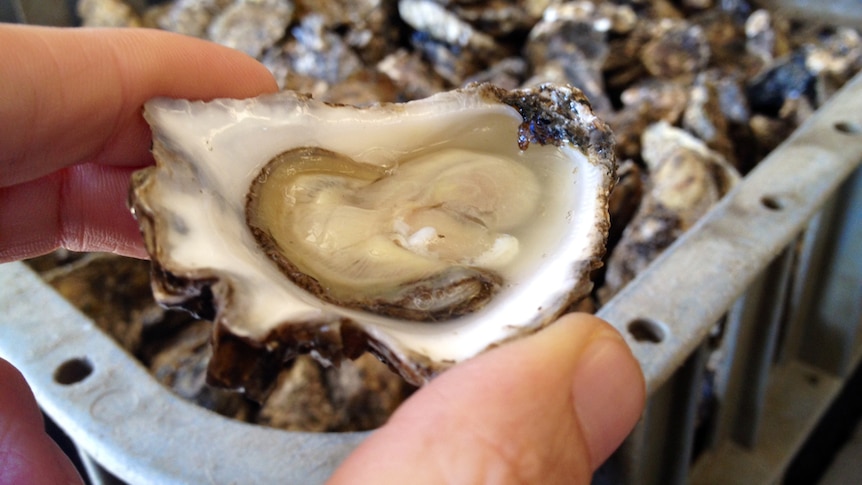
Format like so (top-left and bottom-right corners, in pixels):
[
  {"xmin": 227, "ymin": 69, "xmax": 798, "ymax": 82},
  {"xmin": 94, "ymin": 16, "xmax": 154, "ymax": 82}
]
[{"xmin": 130, "ymin": 83, "xmax": 615, "ymax": 395}]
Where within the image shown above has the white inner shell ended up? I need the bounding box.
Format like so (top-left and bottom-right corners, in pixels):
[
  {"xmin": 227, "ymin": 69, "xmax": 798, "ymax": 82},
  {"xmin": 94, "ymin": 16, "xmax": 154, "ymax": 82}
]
[{"xmin": 144, "ymin": 92, "xmax": 604, "ymax": 364}]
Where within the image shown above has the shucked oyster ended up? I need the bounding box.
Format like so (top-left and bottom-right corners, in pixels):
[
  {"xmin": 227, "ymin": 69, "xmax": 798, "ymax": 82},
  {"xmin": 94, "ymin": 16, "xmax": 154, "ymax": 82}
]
[{"xmin": 130, "ymin": 83, "xmax": 615, "ymax": 396}]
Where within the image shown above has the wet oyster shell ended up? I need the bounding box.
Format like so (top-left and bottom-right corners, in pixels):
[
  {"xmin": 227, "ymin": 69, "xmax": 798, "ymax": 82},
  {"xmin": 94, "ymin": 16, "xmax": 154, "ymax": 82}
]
[{"xmin": 130, "ymin": 83, "xmax": 615, "ymax": 396}]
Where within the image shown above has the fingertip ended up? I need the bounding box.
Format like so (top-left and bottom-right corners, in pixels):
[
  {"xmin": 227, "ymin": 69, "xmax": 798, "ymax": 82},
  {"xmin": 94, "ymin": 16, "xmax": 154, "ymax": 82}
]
[
  {"xmin": 329, "ymin": 312, "xmax": 644, "ymax": 484},
  {"xmin": 514, "ymin": 312, "xmax": 645, "ymax": 469},
  {"xmin": 569, "ymin": 323, "xmax": 645, "ymax": 470},
  {"xmin": 125, "ymin": 27, "xmax": 280, "ymax": 100}
]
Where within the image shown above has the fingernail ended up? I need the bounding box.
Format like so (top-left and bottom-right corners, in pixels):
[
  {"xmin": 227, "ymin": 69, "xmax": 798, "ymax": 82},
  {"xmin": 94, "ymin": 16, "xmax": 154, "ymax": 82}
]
[{"xmin": 570, "ymin": 331, "xmax": 645, "ymax": 470}]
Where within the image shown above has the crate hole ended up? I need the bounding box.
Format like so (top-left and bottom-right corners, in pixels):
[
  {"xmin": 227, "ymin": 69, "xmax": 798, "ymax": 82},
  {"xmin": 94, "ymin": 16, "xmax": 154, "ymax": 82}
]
[
  {"xmin": 761, "ymin": 195, "xmax": 783, "ymax": 211},
  {"xmin": 627, "ymin": 318, "xmax": 666, "ymax": 344},
  {"xmin": 54, "ymin": 357, "xmax": 93, "ymax": 385},
  {"xmin": 834, "ymin": 120, "xmax": 862, "ymax": 134}
]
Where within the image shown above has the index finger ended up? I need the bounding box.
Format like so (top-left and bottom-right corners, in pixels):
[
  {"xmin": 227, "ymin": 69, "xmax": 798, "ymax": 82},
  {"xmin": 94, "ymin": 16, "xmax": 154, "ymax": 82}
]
[{"xmin": 0, "ymin": 24, "xmax": 278, "ymax": 188}]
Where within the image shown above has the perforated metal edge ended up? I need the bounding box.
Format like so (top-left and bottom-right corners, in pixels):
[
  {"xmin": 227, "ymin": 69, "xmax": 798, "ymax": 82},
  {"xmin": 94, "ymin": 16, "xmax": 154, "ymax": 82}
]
[
  {"xmin": 596, "ymin": 71, "xmax": 862, "ymax": 394},
  {"xmin": 0, "ymin": 262, "xmax": 367, "ymax": 485}
]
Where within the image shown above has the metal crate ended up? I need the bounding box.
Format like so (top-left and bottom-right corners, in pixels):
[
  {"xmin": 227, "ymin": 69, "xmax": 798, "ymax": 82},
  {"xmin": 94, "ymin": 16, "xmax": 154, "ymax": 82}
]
[
  {"xmin": 2, "ymin": 1, "xmax": 862, "ymax": 484},
  {"xmin": 595, "ymin": 74, "xmax": 862, "ymax": 485}
]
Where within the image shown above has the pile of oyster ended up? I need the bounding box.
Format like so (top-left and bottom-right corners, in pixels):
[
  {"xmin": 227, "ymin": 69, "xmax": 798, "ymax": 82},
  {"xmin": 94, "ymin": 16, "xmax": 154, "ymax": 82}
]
[{"xmin": 60, "ymin": 0, "xmax": 862, "ymax": 431}]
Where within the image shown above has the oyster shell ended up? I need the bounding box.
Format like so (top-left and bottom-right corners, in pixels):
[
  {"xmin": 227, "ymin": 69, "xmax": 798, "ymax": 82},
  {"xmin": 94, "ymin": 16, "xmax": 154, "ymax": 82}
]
[
  {"xmin": 130, "ymin": 83, "xmax": 615, "ymax": 395},
  {"xmin": 599, "ymin": 121, "xmax": 741, "ymax": 303}
]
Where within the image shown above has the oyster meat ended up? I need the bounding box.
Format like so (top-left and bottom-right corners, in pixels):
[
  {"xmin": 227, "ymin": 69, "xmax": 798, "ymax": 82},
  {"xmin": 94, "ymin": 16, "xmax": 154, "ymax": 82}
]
[{"xmin": 130, "ymin": 83, "xmax": 615, "ymax": 395}]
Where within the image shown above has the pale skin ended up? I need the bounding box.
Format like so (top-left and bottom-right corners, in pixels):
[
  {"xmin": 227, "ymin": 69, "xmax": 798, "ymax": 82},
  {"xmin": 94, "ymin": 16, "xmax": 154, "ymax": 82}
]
[{"xmin": 0, "ymin": 24, "xmax": 646, "ymax": 485}]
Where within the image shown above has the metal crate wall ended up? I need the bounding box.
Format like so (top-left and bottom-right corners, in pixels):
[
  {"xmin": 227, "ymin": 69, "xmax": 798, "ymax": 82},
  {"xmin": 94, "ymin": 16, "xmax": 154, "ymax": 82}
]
[{"xmin": 595, "ymin": 76, "xmax": 862, "ymax": 484}]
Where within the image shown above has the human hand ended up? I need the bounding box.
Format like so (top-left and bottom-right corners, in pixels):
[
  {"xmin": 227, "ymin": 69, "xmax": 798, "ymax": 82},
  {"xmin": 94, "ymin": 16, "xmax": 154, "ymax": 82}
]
[
  {"xmin": 0, "ymin": 24, "xmax": 278, "ymax": 262},
  {"xmin": 329, "ymin": 313, "xmax": 644, "ymax": 484},
  {"xmin": 0, "ymin": 24, "xmax": 279, "ymax": 485},
  {"xmin": 0, "ymin": 25, "xmax": 645, "ymax": 484}
]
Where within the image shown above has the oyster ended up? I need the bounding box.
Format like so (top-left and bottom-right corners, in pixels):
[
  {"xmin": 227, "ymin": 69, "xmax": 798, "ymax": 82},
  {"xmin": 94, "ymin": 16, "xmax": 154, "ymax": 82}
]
[
  {"xmin": 130, "ymin": 83, "xmax": 615, "ymax": 395},
  {"xmin": 599, "ymin": 121, "xmax": 741, "ymax": 303}
]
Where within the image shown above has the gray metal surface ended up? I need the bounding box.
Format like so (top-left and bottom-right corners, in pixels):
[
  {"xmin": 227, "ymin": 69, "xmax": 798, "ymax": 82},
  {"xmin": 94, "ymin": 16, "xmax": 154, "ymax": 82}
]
[
  {"xmin": 595, "ymin": 71, "xmax": 862, "ymax": 484},
  {"xmin": 690, "ymin": 359, "xmax": 851, "ymax": 484},
  {"xmin": 596, "ymin": 71, "xmax": 862, "ymax": 394},
  {"xmin": 713, "ymin": 248, "xmax": 796, "ymax": 449},
  {"xmin": 658, "ymin": 171, "xmax": 861, "ymax": 485},
  {"xmin": 0, "ymin": 262, "xmax": 367, "ymax": 485},
  {"xmin": 795, "ymin": 168, "xmax": 862, "ymax": 376}
]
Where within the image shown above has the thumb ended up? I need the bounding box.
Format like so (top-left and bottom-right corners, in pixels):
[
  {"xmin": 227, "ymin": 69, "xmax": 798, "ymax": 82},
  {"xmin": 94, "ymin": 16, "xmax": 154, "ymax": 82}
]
[{"xmin": 328, "ymin": 313, "xmax": 645, "ymax": 484}]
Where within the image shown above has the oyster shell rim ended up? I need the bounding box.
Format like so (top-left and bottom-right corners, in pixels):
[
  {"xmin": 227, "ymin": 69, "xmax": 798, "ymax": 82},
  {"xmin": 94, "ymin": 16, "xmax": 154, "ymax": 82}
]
[{"xmin": 129, "ymin": 83, "xmax": 616, "ymax": 394}]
